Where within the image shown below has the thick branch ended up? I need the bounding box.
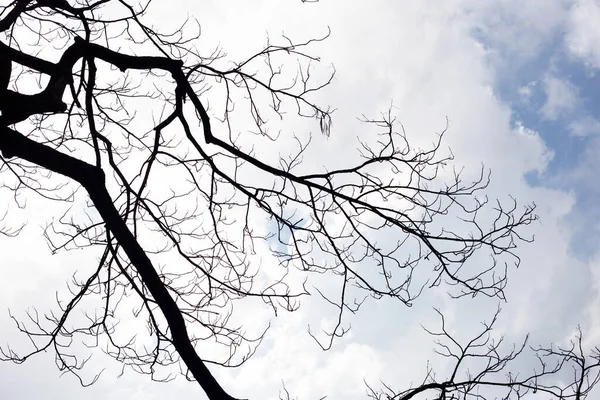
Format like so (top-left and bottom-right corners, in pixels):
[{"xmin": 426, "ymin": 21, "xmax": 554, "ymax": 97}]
[
  {"xmin": 0, "ymin": 126, "xmax": 237, "ymax": 400},
  {"xmin": 0, "ymin": 40, "xmax": 57, "ymax": 75},
  {"xmin": 0, "ymin": 0, "xmax": 33, "ymax": 33},
  {"xmin": 0, "ymin": 36, "xmax": 181, "ymax": 124}
]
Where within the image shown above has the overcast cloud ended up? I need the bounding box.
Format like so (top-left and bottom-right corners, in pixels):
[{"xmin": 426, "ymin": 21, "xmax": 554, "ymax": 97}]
[{"xmin": 1, "ymin": 0, "xmax": 600, "ymax": 399}]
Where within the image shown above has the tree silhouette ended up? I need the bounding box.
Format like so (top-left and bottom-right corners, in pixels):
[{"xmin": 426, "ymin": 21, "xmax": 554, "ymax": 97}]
[{"xmin": 0, "ymin": 1, "xmax": 594, "ymax": 399}]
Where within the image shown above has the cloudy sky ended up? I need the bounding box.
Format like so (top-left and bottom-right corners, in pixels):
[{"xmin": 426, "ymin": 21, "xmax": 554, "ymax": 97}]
[{"xmin": 2, "ymin": 0, "xmax": 600, "ymax": 399}]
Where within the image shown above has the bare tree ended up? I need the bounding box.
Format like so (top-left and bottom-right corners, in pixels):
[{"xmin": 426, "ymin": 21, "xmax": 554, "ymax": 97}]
[
  {"xmin": 366, "ymin": 309, "xmax": 600, "ymax": 400},
  {"xmin": 0, "ymin": 1, "xmax": 581, "ymax": 399}
]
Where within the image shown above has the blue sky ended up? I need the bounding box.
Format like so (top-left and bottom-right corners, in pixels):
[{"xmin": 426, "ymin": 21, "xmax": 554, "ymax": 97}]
[
  {"xmin": 2, "ymin": 0, "xmax": 600, "ymax": 399},
  {"xmin": 479, "ymin": 7, "xmax": 600, "ymax": 261}
]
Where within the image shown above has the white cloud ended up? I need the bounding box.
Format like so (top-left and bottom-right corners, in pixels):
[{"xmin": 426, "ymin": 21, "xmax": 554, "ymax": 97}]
[
  {"xmin": 518, "ymin": 80, "xmax": 539, "ymax": 105},
  {"xmin": 540, "ymin": 75, "xmax": 579, "ymax": 120},
  {"xmin": 569, "ymin": 115, "xmax": 600, "ymax": 136},
  {"xmin": 460, "ymin": 0, "xmax": 570, "ymax": 62},
  {"xmin": 565, "ymin": 0, "xmax": 600, "ymax": 68},
  {"xmin": 2, "ymin": 1, "xmax": 599, "ymax": 399}
]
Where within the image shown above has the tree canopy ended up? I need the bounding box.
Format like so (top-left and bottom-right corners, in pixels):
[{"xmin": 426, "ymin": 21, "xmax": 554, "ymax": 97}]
[{"xmin": 0, "ymin": 1, "xmax": 597, "ymax": 399}]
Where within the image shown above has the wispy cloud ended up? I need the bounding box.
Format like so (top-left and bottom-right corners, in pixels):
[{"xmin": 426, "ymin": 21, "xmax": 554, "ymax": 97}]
[
  {"xmin": 3, "ymin": 1, "xmax": 600, "ymax": 399},
  {"xmin": 566, "ymin": 0, "xmax": 600, "ymax": 67},
  {"xmin": 540, "ymin": 75, "xmax": 579, "ymax": 120}
]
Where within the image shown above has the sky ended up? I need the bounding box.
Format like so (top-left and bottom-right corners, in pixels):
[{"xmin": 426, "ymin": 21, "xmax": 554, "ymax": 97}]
[{"xmin": 1, "ymin": 0, "xmax": 600, "ymax": 399}]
